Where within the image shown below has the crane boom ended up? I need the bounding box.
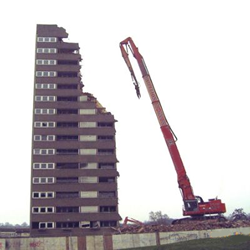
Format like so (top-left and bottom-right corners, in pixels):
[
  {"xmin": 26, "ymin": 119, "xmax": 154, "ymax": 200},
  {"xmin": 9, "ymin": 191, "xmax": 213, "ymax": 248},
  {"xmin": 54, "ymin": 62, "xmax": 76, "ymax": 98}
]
[{"xmin": 120, "ymin": 37, "xmax": 226, "ymax": 218}]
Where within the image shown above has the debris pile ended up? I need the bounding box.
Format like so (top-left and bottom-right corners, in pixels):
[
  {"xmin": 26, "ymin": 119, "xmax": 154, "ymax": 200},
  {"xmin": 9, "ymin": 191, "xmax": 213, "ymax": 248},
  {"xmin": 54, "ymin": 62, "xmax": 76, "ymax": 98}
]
[{"xmin": 113, "ymin": 219, "xmax": 250, "ymax": 234}]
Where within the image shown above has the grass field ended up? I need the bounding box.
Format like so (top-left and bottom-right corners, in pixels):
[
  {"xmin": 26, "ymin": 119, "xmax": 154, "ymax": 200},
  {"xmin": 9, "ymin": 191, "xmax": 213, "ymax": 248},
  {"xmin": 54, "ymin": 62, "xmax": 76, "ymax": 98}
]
[{"xmin": 125, "ymin": 235, "xmax": 250, "ymax": 250}]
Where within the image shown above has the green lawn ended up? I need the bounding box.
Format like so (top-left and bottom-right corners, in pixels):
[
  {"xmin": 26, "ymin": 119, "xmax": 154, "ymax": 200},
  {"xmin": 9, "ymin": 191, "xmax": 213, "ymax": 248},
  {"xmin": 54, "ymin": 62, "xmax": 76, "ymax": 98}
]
[{"xmin": 125, "ymin": 235, "xmax": 250, "ymax": 250}]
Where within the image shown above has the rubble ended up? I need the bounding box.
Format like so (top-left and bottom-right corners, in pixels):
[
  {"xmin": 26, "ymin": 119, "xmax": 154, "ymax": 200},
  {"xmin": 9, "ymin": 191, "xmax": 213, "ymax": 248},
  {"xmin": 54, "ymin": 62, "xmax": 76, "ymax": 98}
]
[{"xmin": 114, "ymin": 219, "xmax": 250, "ymax": 234}]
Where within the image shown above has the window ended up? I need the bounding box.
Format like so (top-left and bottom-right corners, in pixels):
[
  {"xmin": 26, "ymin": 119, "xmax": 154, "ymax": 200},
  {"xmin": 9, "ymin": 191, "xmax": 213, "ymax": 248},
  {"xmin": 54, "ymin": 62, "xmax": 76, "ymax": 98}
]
[
  {"xmin": 47, "ymin": 193, "xmax": 54, "ymax": 198},
  {"xmin": 33, "ymin": 163, "xmax": 55, "ymax": 169},
  {"xmin": 57, "ymin": 109, "xmax": 78, "ymax": 114},
  {"xmin": 37, "ymin": 37, "xmax": 57, "ymax": 42},
  {"xmin": 79, "ymin": 122, "xmax": 96, "ymax": 128},
  {"xmin": 33, "ymin": 149, "xmax": 55, "ymax": 155},
  {"xmin": 35, "ymin": 96, "xmax": 56, "ymax": 102},
  {"xmin": 100, "ymin": 221, "xmax": 117, "ymax": 227},
  {"xmin": 99, "ymin": 191, "xmax": 116, "ymax": 198},
  {"xmin": 36, "ymin": 71, "xmax": 57, "ymax": 77},
  {"xmin": 32, "ymin": 192, "xmax": 54, "ymax": 199},
  {"xmin": 100, "ymin": 206, "xmax": 116, "ymax": 213},
  {"xmin": 57, "ymin": 48, "xmax": 79, "ymax": 54},
  {"xmin": 79, "ymin": 177, "xmax": 98, "ymax": 183},
  {"xmin": 34, "ymin": 121, "xmax": 55, "ymax": 128},
  {"xmin": 56, "ymin": 222, "xmax": 78, "ymax": 228},
  {"xmin": 79, "ymin": 135, "xmax": 96, "ymax": 141},
  {"xmin": 34, "ymin": 135, "xmax": 55, "ymax": 141},
  {"xmin": 57, "ymin": 60, "xmax": 78, "ymax": 65},
  {"xmin": 98, "ymin": 163, "xmax": 115, "ymax": 169},
  {"xmin": 97, "ymin": 122, "xmax": 113, "ymax": 127},
  {"xmin": 36, "ymin": 59, "xmax": 56, "ymax": 65},
  {"xmin": 80, "ymin": 221, "xmax": 100, "ymax": 228},
  {"xmin": 57, "ymin": 122, "xmax": 78, "ymax": 128},
  {"xmin": 80, "ymin": 221, "xmax": 90, "ymax": 228},
  {"xmin": 97, "ymin": 135, "xmax": 114, "ymax": 141},
  {"xmin": 56, "ymin": 207, "xmax": 79, "ymax": 213},
  {"xmin": 35, "ymin": 109, "xmax": 56, "ymax": 115},
  {"xmin": 56, "ymin": 135, "xmax": 78, "ymax": 141},
  {"xmin": 57, "ymin": 96, "xmax": 77, "ymax": 102},
  {"xmin": 56, "ymin": 149, "xmax": 78, "ymax": 155},
  {"xmin": 35, "ymin": 83, "xmax": 56, "ymax": 89},
  {"xmin": 79, "ymin": 95, "xmax": 88, "ymax": 102},
  {"xmin": 79, "ymin": 109, "xmax": 96, "ymax": 115},
  {"xmin": 33, "ymin": 177, "xmax": 55, "ymax": 184},
  {"xmin": 39, "ymin": 222, "xmax": 54, "ymax": 229},
  {"xmin": 56, "ymin": 192, "xmax": 79, "ymax": 198},
  {"xmin": 37, "ymin": 48, "xmax": 57, "ymax": 53},
  {"xmin": 57, "ymin": 177, "xmax": 78, "ymax": 184},
  {"xmin": 80, "ymin": 206, "xmax": 98, "ymax": 213},
  {"xmin": 56, "ymin": 163, "xmax": 78, "ymax": 169},
  {"xmin": 79, "ymin": 149, "xmax": 97, "ymax": 155},
  {"xmin": 99, "ymin": 177, "xmax": 115, "ymax": 183},
  {"xmin": 80, "ymin": 163, "xmax": 98, "ymax": 169},
  {"xmin": 57, "ymin": 72, "xmax": 78, "ymax": 77},
  {"xmin": 32, "ymin": 207, "xmax": 54, "ymax": 213},
  {"xmin": 80, "ymin": 191, "xmax": 98, "ymax": 198},
  {"xmin": 57, "ymin": 84, "xmax": 77, "ymax": 89},
  {"xmin": 47, "ymin": 207, "xmax": 54, "ymax": 213},
  {"xmin": 33, "ymin": 208, "xmax": 39, "ymax": 213},
  {"xmin": 98, "ymin": 149, "xmax": 114, "ymax": 155}
]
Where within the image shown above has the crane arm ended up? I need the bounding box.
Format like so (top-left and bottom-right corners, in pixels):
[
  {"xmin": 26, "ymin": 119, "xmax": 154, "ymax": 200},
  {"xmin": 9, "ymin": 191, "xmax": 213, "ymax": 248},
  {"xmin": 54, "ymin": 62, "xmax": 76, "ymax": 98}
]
[
  {"xmin": 120, "ymin": 39, "xmax": 141, "ymax": 98},
  {"xmin": 120, "ymin": 37, "xmax": 196, "ymax": 203}
]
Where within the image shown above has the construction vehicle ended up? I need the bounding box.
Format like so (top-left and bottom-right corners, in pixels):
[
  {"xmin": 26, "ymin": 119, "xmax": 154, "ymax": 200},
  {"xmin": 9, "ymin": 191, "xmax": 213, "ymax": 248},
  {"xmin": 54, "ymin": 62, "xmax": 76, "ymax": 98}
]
[
  {"xmin": 119, "ymin": 37, "xmax": 226, "ymax": 222},
  {"xmin": 123, "ymin": 217, "xmax": 144, "ymax": 227}
]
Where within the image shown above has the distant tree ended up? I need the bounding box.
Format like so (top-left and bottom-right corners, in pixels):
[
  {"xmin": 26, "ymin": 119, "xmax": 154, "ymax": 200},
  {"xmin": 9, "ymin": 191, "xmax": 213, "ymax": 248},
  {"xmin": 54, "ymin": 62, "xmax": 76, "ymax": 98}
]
[
  {"xmin": 229, "ymin": 208, "xmax": 248, "ymax": 221},
  {"xmin": 4, "ymin": 222, "xmax": 13, "ymax": 228},
  {"xmin": 148, "ymin": 211, "xmax": 173, "ymax": 225},
  {"xmin": 0, "ymin": 222, "xmax": 29, "ymax": 228},
  {"xmin": 149, "ymin": 211, "xmax": 158, "ymax": 222}
]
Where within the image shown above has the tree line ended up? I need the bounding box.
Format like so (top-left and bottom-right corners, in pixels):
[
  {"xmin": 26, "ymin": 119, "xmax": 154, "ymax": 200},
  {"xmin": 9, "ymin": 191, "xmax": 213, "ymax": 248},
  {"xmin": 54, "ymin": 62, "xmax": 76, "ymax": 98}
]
[
  {"xmin": 145, "ymin": 208, "xmax": 250, "ymax": 225},
  {"xmin": 0, "ymin": 222, "xmax": 29, "ymax": 228}
]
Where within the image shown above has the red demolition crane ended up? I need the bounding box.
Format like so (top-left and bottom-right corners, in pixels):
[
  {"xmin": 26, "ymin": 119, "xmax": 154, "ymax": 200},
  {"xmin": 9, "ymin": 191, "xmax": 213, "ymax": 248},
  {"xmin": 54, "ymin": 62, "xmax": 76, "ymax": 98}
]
[{"xmin": 120, "ymin": 37, "xmax": 226, "ymax": 222}]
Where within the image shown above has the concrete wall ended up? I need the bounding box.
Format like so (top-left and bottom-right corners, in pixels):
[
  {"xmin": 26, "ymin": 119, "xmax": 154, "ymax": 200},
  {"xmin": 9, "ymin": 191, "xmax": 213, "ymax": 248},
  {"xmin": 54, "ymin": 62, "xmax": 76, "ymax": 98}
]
[
  {"xmin": 113, "ymin": 233, "xmax": 157, "ymax": 249},
  {"xmin": 3, "ymin": 237, "xmax": 77, "ymax": 250},
  {"xmin": 0, "ymin": 227, "xmax": 249, "ymax": 250}
]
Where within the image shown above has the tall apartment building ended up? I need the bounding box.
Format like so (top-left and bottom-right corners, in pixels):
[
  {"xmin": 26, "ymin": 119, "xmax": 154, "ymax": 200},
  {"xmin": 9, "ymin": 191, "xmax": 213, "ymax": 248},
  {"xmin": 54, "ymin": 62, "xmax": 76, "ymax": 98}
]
[{"xmin": 30, "ymin": 24, "xmax": 121, "ymax": 237}]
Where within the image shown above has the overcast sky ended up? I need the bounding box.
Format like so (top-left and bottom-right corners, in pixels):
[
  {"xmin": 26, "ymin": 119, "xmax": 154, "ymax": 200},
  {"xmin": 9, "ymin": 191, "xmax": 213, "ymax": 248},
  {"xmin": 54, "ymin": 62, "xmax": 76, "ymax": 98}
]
[{"xmin": 1, "ymin": 0, "xmax": 250, "ymax": 224}]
